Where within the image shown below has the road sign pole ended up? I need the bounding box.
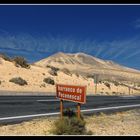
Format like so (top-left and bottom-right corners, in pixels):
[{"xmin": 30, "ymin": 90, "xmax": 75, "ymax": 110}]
[
  {"xmin": 77, "ymin": 103, "xmax": 81, "ymax": 119},
  {"xmin": 94, "ymin": 75, "xmax": 98, "ymax": 94},
  {"xmin": 95, "ymin": 82, "xmax": 97, "ymax": 94},
  {"xmin": 60, "ymin": 99, "xmax": 63, "ymax": 119},
  {"xmin": 128, "ymin": 87, "xmax": 130, "ymax": 95}
]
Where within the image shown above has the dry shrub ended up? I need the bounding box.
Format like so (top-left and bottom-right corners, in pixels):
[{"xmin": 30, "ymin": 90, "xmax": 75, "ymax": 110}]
[
  {"xmin": 137, "ymin": 84, "xmax": 140, "ymax": 87},
  {"xmin": 51, "ymin": 117, "xmax": 92, "ymax": 135},
  {"xmin": 46, "ymin": 65, "xmax": 59, "ymax": 71},
  {"xmin": 75, "ymin": 72, "xmax": 79, "ymax": 77},
  {"xmin": 43, "ymin": 77, "xmax": 55, "ymax": 85},
  {"xmin": 0, "ymin": 53, "xmax": 11, "ymax": 62},
  {"xmin": 48, "ymin": 69, "xmax": 58, "ymax": 76},
  {"xmin": 51, "ymin": 108, "xmax": 92, "ymax": 135},
  {"xmin": 61, "ymin": 68, "xmax": 72, "ymax": 76},
  {"xmin": 9, "ymin": 77, "xmax": 28, "ymax": 86},
  {"xmin": 63, "ymin": 108, "xmax": 77, "ymax": 118},
  {"xmin": 40, "ymin": 83, "xmax": 46, "ymax": 87},
  {"xmin": 13, "ymin": 56, "xmax": 30, "ymax": 69},
  {"xmin": 113, "ymin": 81, "xmax": 119, "ymax": 86},
  {"xmin": 104, "ymin": 82, "xmax": 111, "ymax": 89}
]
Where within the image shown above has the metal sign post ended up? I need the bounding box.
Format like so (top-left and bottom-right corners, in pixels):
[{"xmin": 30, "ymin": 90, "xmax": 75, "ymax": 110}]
[
  {"xmin": 128, "ymin": 87, "xmax": 130, "ymax": 95},
  {"xmin": 60, "ymin": 99, "xmax": 63, "ymax": 119},
  {"xmin": 77, "ymin": 103, "xmax": 81, "ymax": 119},
  {"xmin": 94, "ymin": 74, "xmax": 99, "ymax": 94}
]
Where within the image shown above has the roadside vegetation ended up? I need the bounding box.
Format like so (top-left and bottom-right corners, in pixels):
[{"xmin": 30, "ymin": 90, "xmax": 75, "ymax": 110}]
[
  {"xmin": 50, "ymin": 108, "xmax": 92, "ymax": 135},
  {"xmin": 46, "ymin": 65, "xmax": 60, "ymax": 76},
  {"xmin": 48, "ymin": 69, "xmax": 58, "ymax": 76},
  {"xmin": 137, "ymin": 83, "xmax": 140, "ymax": 87},
  {"xmin": 9, "ymin": 77, "xmax": 28, "ymax": 86},
  {"xmin": 46, "ymin": 65, "xmax": 59, "ymax": 72},
  {"xmin": 43, "ymin": 77, "xmax": 55, "ymax": 85},
  {"xmin": 0, "ymin": 53, "xmax": 30, "ymax": 69},
  {"xmin": 61, "ymin": 68, "xmax": 72, "ymax": 76},
  {"xmin": 104, "ymin": 82, "xmax": 111, "ymax": 89},
  {"xmin": 12, "ymin": 56, "xmax": 30, "ymax": 69},
  {"xmin": 0, "ymin": 109, "xmax": 139, "ymax": 135},
  {"xmin": 0, "ymin": 53, "xmax": 11, "ymax": 62}
]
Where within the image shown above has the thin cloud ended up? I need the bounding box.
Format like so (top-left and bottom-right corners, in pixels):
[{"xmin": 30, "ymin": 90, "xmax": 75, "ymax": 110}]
[
  {"xmin": 123, "ymin": 49, "xmax": 140, "ymax": 60},
  {"xmin": 94, "ymin": 46, "xmax": 104, "ymax": 57},
  {"xmin": 109, "ymin": 38, "xmax": 138, "ymax": 59},
  {"xmin": 0, "ymin": 32, "xmax": 140, "ymax": 69}
]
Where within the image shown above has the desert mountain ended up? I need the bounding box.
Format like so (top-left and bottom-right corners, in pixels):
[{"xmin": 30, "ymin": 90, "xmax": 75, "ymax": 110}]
[
  {"xmin": 35, "ymin": 52, "xmax": 140, "ymax": 82},
  {"xmin": 0, "ymin": 53, "xmax": 140, "ymax": 95},
  {"xmin": 35, "ymin": 52, "xmax": 139, "ymax": 71}
]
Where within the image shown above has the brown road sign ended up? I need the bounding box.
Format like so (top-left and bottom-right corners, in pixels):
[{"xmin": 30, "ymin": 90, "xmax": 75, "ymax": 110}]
[{"xmin": 56, "ymin": 84, "xmax": 86, "ymax": 104}]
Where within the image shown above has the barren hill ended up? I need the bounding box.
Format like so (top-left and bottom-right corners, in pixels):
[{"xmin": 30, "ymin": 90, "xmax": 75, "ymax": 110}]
[
  {"xmin": 35, "ymin": 52, "xmax": 140, "ymax": 82},
  {"xmin": 0, "ymin": 53, "xmax": 140, "ymax": 95}
]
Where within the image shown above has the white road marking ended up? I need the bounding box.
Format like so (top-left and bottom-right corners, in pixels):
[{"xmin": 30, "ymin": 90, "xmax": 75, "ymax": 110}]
[
  {"xmin": 121, "ymin": 95, "xmax": 135, "ymax": 97},
  {"xmin": 81, "ymin": 104, "xmax": 140, "ymax": 112},
  {"xmin": 120, "ymin": 96, "xmax": 137, "ymax": 99},
  {"xmin": 0, "ymin": 112, "xmax": 60, "ymax": 121},
  {"xmin": 0, "ymin": 104, "xmax": 140, "ymax": 121},
  {"xmin": 37, "ymin": 99, "xmax": 59, "ymax": 102}
]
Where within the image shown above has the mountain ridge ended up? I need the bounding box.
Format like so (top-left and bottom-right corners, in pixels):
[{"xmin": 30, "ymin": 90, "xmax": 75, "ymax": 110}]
[
  {"xmin": 0, "ymin": 52, "xmax": 140, "ymax": 94},
  {"xmin": 35, "ymin": 52, "xmax": 140, "ymax": 73}
]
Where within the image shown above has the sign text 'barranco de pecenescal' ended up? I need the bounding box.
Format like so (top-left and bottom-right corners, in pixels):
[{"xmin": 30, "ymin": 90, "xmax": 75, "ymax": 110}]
[{"xmin": 56, "ymin": 84, "xmax": 86, "ymax": 104}]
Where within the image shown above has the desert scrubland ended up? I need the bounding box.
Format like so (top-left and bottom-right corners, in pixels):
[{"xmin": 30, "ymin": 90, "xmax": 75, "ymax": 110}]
[{"xmin": 0, "ymin": 52, "xmax": 140, "ymax": 95}]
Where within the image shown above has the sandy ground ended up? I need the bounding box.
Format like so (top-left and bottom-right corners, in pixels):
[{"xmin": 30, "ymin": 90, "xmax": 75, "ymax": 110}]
[
  {"xmin": 0, "ymin": 58, "xmax": 140, "ymax": 95},
  {"xmin": 85, "ymin": 109, "xmax": 140, "ymax": 135},
  {"xmin": 0, "ymin": 109, "xmax": 139, "ymax": 136}
]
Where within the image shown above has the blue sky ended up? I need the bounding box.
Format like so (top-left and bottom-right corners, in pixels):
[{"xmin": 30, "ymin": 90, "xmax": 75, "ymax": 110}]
[{"xmin": 0, "ymin": 5, "xmax": 140, "ymax": 70}]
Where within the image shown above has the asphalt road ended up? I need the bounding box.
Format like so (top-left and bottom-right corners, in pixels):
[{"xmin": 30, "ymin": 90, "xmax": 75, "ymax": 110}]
[{"xmin": 0, "ymin": 95, "xmax": 140, "ymax": 124}]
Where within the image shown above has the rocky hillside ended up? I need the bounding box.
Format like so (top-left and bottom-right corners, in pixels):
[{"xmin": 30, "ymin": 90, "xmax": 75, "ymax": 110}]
[
  {"xmin": 0, "ymin": 53, "xmax": 140, "ymax": 95},
  {"xmin": 35, "ymin": 52, "xmax": 140, "ymax": 82}
]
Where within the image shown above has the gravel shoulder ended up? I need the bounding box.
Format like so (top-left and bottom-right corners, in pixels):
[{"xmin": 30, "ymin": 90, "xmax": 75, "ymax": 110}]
[{"xmin": 0, "ymin": 109, "xmax": 140, "ymax": 136}]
